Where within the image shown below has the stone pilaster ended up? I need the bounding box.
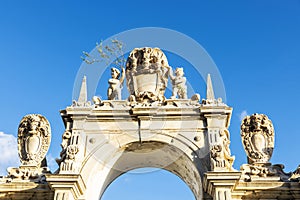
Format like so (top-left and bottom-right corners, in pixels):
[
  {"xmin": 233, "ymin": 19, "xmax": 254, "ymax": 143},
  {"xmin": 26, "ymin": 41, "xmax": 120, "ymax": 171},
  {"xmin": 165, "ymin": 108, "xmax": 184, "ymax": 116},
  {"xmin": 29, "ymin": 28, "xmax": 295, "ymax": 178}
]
[
  {"xmin": 204, "ymin": 172, "xmax": 241, "ymax": 200},
  {"xmin": 201, "ymin": 105, "xmax": 235, "ymax": 172},
  {"xmin": 46, "ymin": 174, "xmax": 86, "ymax": 200}
]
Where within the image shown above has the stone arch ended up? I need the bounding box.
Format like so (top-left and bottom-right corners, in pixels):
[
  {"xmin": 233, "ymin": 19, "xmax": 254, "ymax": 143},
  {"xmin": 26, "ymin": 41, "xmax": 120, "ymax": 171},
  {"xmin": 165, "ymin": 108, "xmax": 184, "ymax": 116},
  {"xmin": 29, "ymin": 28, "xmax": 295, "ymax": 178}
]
[
  {"xmin": 53, "ymin": 72, "xmax": 235, "ymax": 199},
  {"xmin": 80, "ymin": 139, "xmax": 206, "ymax": 200},
  {"xmin": 101, "ymin": 167, "xmax": 195, "ymax": 199}
]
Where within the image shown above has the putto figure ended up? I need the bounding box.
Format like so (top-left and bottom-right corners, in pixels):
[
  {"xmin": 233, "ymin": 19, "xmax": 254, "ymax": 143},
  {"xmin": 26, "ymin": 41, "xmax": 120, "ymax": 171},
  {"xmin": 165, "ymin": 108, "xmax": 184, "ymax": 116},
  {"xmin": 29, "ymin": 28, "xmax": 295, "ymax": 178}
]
[
  {"xmin": 169, "ymin": 67, "xmax": 187, "ymax": 99},
  {"xmin": 107, "ymin": 67, "xmax": 125, "ymax": 100}
]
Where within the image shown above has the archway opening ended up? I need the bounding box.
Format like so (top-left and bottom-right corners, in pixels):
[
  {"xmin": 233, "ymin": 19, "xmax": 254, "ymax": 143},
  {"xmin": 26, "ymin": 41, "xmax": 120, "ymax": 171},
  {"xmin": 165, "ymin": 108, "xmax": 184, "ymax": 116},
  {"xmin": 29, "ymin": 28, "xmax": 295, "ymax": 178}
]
[
  {"xmin": 82, "ymin": 141, "xmax": 204, "ymax": 200},
  {"xmin": 101, "ymin": 167, "xmax": 196, "ymax": 200}
]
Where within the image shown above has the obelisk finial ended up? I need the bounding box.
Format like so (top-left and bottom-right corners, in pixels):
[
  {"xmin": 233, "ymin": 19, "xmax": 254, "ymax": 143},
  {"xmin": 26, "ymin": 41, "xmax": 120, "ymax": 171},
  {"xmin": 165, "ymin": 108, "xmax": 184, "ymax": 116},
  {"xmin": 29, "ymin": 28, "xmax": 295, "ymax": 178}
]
[
  {"xmin": 78, "ymin": 76, "xmax": 87, "ymax": 102},
  {"xmin": 206, "ymin": 74, "xmax": 215, "ymax": 101}
]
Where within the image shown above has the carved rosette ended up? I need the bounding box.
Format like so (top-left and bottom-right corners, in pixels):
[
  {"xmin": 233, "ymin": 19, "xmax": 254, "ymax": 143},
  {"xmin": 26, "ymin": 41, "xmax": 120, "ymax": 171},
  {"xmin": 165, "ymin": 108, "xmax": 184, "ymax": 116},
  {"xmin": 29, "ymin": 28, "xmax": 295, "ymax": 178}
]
[
  {"xmin": 18, "ymin": 114, "xmax": 51, "ymax": 166},
  {"xmin": 241, "ymin": 113, "xmax": 274, "ymax": 164},
  {"xmin": 126, "ymin": 47, "xmax": 169, "ymax": 102}
]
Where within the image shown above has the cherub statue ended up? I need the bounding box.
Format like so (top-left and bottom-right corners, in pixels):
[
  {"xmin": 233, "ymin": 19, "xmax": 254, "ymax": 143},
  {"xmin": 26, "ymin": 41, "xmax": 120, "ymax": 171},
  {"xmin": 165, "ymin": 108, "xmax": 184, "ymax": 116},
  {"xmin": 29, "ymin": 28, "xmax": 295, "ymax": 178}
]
[
  {"xmin": 168, "ymin": 67, "xmax": 187, "ymax": 99},
  {"xmin": 107, "ymin": 67, "xmax": 125, "ymax": 100}
]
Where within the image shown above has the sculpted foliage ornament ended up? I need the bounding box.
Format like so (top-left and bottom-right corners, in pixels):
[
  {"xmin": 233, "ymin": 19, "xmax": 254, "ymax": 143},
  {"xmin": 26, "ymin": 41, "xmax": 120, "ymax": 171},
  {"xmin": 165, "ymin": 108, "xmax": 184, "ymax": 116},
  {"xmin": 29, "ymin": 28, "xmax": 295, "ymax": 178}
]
[
  {"xmin": 18, "ymin": 114, "xmax": 51, "ymax": 166},
  {"xmin": 241, "ymin": 113, "xmax": 274, "ymax": 164}
]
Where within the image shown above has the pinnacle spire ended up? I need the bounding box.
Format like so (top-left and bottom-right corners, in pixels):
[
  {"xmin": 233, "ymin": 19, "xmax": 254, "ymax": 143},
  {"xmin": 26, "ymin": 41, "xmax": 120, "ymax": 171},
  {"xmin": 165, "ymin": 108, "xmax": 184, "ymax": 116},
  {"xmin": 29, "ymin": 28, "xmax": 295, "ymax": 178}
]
[
  {"xmin": 206, "ymin": 74, "xmax": 215, "ymax": 100},
  {"xmin": 78, "ymin": 76, "xmax": 87, "ymax": 102}
]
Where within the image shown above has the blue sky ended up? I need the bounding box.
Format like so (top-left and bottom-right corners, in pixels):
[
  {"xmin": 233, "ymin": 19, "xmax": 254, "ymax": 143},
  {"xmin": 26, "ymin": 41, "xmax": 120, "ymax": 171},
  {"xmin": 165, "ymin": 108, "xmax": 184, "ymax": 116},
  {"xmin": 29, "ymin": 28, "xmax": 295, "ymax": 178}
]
[{"xmin": 0, "ymin": 1, "xmax": 300, "ymax": 199}]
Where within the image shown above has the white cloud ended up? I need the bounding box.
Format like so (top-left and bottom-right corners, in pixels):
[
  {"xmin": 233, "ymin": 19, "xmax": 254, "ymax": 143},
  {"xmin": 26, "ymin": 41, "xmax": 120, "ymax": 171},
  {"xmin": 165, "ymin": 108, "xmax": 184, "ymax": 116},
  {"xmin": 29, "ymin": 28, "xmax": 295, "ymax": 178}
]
[
  {"xmin": 46, "ymin": 153, "xmax": 58, "ymax": 172},
  {"xmin": 239, "ymin": 110, "xmax": 248, "ymax": 122},
  {"xmin": 0, "ymin": 132, "xmax": 20, "ymax": 176},
  {"xmin": 0, "ymin": 132, "xmax": 59, "ymax": 176}
]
